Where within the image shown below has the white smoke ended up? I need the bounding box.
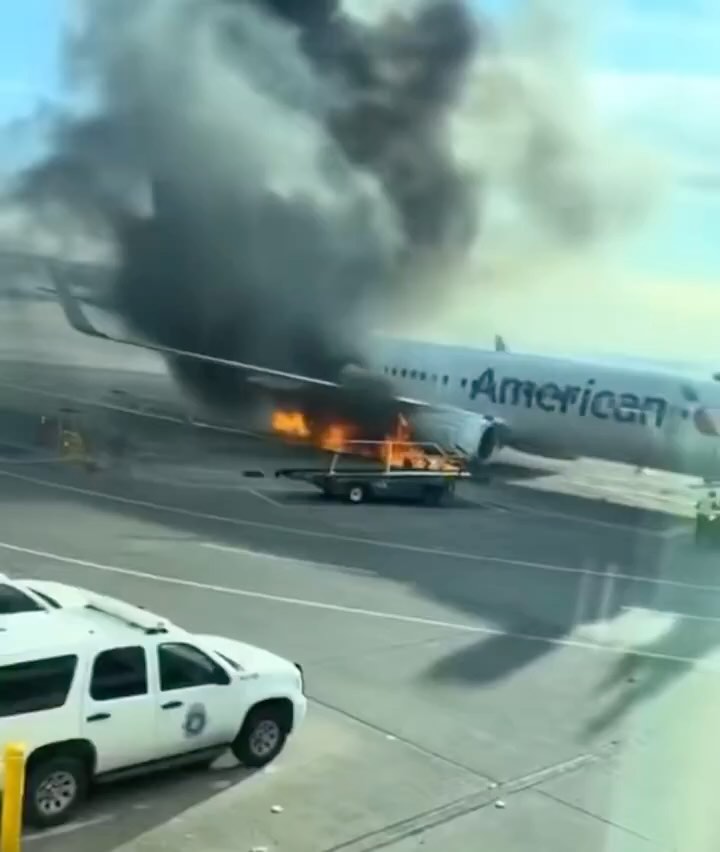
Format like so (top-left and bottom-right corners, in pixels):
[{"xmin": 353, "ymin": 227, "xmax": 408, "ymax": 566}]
[{"xmin": 392, "ymin": 0, "xmax": 669, "ymax": 357}]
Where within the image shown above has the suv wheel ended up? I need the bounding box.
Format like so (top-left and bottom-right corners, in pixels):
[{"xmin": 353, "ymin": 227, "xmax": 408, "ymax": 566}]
[
  {"xmin": 24, "ymin": 755, "xmax": 88, "ymax": 829},
  {"xmin": 231, "ymin": 705, "xmax": 288, "ymax": 768}
]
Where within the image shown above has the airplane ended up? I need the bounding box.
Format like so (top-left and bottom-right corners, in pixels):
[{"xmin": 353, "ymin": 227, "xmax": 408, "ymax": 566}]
[
  {"xmin": 368, "ymin": 335, "xmax": 720, "ymax": 482},
  {"xmin": 2, "ymin": 248, "xmax": 720, "ymax": 484}
]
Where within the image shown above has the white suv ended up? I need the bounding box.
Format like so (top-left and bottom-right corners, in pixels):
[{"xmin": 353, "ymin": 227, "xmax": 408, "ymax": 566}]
[{"xmin": 0, "ymin": 588, "xmax": 307, "ymax": 829}]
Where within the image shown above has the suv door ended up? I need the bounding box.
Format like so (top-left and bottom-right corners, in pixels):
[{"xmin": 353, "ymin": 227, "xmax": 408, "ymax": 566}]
[
  {"xmin": 155, "ymin": 642, "xmax": 239, "ymax": 755},
  {"xmin": 82, "ymin": 645, "xmax": 159, "ymax": 774}
]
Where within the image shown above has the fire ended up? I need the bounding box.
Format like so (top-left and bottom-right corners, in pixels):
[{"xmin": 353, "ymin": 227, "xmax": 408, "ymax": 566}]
[
  {"xmin": 271, "ymin": 410, "xmax": 311, "ymax": 439},
  {"xmin": 320, "ymin": 424, "xmax": 353, "ymax": 453},
  {"xmin": 271, "ymin": 410, "xmax": 356, "ymax": 452},
  {"xmin": 381, "ymin": 415, "xmax": 424, "ymax": 469},
  {"xmin": 270, "ymin": 409, "xmax": 461, "ymax": 472}
]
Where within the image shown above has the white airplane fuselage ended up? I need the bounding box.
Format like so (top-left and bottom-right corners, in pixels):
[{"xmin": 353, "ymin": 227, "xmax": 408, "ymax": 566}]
[
  {"xmin": 366, "ymin": 337, "xmax": 720, "ymax": 480},
  {"xmin": 10, "ymin": 280, "xmax": 720, "ymax": 480}
]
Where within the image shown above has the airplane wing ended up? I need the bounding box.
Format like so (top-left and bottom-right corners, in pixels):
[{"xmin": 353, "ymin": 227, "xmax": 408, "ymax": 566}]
[{"xmin": 3, "ymin": 248, "xmax": 431, "ymax": 409}]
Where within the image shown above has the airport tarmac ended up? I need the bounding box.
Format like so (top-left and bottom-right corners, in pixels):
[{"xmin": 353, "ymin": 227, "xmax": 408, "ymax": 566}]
[
  {"xmin": 0, "ymin": 296, "xmax": 715, "ymax": 850},
  {"xmin": 1, "ymin": 429, "xmax": 719, "ymax": 852}
]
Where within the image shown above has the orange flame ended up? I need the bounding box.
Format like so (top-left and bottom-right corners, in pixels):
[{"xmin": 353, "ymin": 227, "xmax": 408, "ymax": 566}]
[
  {"xmin": 271, "ymin": 410, "xmax": 311, "ymax": 439},
  {"xmin": 270, "ymin": 409, "xmax": 460, "ymax": 472},
  {"xmin": 320, "ymin": 424, "xmax": 354, "ymax": 453}
]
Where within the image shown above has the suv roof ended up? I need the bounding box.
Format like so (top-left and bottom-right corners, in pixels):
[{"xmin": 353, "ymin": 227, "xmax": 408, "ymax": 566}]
[
  {"xmin": 0, "ymin": 590, "xmax": 176, "ymax": 661},
  {"xmin": 0, "ymin": 574, "xmax": 92, "ymax": 615},
  {"xmin": 0, "ymin": 575, "xmax": 169, "ymax": 620}
]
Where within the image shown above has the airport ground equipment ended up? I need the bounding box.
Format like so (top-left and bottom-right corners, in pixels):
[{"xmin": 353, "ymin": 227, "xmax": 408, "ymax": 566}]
[
  {"xmin": 695, "ymin": 490, "xmax": 720, "ymax": 546},
  {"xmin": 275, "ymin": 440, "xmax": 471, "ymax": 505}
]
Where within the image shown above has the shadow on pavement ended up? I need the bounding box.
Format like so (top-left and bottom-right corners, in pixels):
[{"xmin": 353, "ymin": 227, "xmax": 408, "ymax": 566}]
[
  {"xmin": 27, "ymin": 758, "xmax": 257, "ymax": 852},
  {"xmin": 0, "ymin": 430, "xmax": 711, "ymax": 741}
]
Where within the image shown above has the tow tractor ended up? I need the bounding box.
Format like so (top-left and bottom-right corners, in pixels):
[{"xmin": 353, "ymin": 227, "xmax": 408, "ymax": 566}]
[{"xmin": 275, "ymin": 440, "xmax": 471, "ymax": 506}]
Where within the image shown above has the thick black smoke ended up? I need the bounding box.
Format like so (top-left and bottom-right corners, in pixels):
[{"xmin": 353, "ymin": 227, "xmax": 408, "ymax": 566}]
[{"xmin": 16, "ymin": 0, "xmax": 482, "ymax": 419}]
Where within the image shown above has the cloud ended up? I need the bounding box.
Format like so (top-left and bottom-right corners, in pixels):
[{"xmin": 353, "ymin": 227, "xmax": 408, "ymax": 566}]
[
  {"xmin": 395, "ymin": 256, "xmax": 720, "ymax": 362},
  {"xmin": 591, "ymin": 70, "xmax": 720, "ymax": 193}
]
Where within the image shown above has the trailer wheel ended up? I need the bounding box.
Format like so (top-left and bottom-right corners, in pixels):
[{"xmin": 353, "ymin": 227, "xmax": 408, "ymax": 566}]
[{"xmin": 347, "ymin": 484, "xmax": 367, "ymax": 504}]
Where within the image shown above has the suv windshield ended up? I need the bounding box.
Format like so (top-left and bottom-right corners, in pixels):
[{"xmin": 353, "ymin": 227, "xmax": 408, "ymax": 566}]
[{"xmin": 0, "ymin": 584, "xmax": 43, "ymax": 615}]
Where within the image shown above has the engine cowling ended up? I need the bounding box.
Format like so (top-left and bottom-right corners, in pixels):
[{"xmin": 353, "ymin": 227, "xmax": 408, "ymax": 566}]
[{"xmin": 409, "ymin": 410, "xmax": 503, "ymax": 464}]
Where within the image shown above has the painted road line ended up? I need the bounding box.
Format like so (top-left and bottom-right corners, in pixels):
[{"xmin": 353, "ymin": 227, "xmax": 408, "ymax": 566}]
[
  {"xmin": 0, "ymin": 467, "xmax": 706, "ymax": 593},
  {"xmin": 24, "ymin": 815, "xmax": 114, "ymax": 842},
  {"xmin": 201, "ymin": 540, "xmax": 720, "ymax": 596},
  {"xmin": 622, "ymin": 606, "xmax": 720, "ymax": 625},
  {"xmin": 248, "ymin": 489, "xmax": 290, "ymax": 509},
  {"xmin": 476, "ymin": 494, "xmax": 688, "ymax": 538},
  {"xmin": 0, "ymin": 538, "xmax": 718, "ymax": 670}
]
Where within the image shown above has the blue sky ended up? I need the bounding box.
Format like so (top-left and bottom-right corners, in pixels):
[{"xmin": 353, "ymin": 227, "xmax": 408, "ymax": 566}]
[
  {"xmin": 0, "ymin": 0, "xmax": 65, "ymax": 121},
  {"xmin": 0, "ymin": 0, "xmax": 718, "ymax": 281}
]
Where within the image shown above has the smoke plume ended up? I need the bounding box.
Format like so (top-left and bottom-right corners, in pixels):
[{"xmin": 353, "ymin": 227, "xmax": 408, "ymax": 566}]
[
  {"xmin": 15, "ymin": 0, "xmax": 482, "ymax": 416},
  {"xmin": 388, "ymin": 0, "xmax": 665, "ymax": 352}
]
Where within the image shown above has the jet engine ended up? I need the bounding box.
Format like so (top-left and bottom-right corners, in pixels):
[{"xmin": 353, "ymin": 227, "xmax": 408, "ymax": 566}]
[{"xmin": 408, "ymin": 409, "xmax": 504, "ymax": 465}]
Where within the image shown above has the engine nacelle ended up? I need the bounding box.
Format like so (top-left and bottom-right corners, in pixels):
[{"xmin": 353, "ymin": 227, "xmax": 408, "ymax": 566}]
[{"xmin": 409, "ymin": 410, "xmax": 503, "ymax": 464}]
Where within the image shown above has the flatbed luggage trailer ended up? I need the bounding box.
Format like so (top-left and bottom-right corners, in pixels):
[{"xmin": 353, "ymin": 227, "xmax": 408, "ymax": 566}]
[{"xmin": 275, "ymin": 440, "xmax": 472, "ymax": 505}]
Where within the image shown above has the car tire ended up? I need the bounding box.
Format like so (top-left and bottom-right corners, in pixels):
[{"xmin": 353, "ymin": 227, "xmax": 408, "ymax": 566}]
[
  {"xmin": 231, "ymin": 705, "xmax": 288, "ymax": 768},
  {"xmin": 24, "ymin": 755, "xmax": 89, "ymax": 829},
  {"xmin": 347, "ymin": 484, "xmax": 367, "ymax": 504}
]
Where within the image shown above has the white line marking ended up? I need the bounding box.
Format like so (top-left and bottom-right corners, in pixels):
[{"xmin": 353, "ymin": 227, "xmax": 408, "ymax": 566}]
[
  {"xmin": 249, "ymin": 489, "xmax": 288, "ymax": 508},
  {"xmin": 0, "ymin": 376, "xmax": 187, "ymax": 424},
  {"xmin": 0, "ymin": 538, "xmax": 718, "ymax": 669},
  {"xmin": 131, "ymin": 473, "xmax": 253, "ymax": 492},
  {"xmin": 204, "ymin": 541, "xmax": 297, "ymax": 562},
  {"xmin": 554, "ymin": 479, "xmax": 692, "ymax": 504},
  {"xmin": 0, "ymin": 376, "xmax": 272, "ymax": 440},
  {"xmin": 202, "ymin": 541, "xmax": 371, "ymax": 577},
  {"xmin": 483, "ymin": 493, "xmax": 689, "ymax": 537},
  {"xmin": 24, "ymin": 814, "xmax": 114, "ymax": 842},
  {"xmin": 623, "ymin": 606, "xmax": 720, "ymax": 625},
  {"xmin": 202, "ymin": 539, "xmax": 720, "ymax": 600},
  {"xmin": 0, "ymin": 466, "xmax": 712, "ymax": 591}
]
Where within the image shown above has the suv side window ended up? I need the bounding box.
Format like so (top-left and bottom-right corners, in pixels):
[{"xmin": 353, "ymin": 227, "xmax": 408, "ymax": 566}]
[
  {"xmin": 0, "ymin": 655, "xmax": 78, "ymax": 717},
  {"xmin": 158, "ymin": 643, "xmax": 230, "ymax": 691},
  {"xmin": 90, "ymin": 646, "xmax": 147, "ymax": 701}
]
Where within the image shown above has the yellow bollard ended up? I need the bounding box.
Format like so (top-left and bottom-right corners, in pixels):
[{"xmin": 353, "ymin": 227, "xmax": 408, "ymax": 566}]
[{"xmin": 1, "ymin": 743, "xmax": 26, "ymax": 852}]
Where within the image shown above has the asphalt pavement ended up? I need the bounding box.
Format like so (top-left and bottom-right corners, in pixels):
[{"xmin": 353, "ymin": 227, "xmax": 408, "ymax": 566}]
[{"xmin": 0, "ymin": 426, "xmax": 718, "ymax": 852}]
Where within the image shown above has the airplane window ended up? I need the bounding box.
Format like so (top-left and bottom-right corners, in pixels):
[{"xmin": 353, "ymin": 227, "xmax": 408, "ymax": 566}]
[
  {"xmin": 420, "ymin": 371, "xmax": 426, "ymax": 380},
  {"xmin": 401, "ymin": 369, "xmax": 407, "ymax": 377},
  {"xmin": 442, "ymin": 375, "xmax": 449, "ymax": 385},
  {"xmin": 410, "ymin": 370, "xmax": 417, "ymax": 379},
  {"xmin": 460, "ymin": 378, "xmax": 468, "ymax": 388},
  {"xmin": 391, "ymin": 368, "xmax": 397, "ymax": 376}
]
